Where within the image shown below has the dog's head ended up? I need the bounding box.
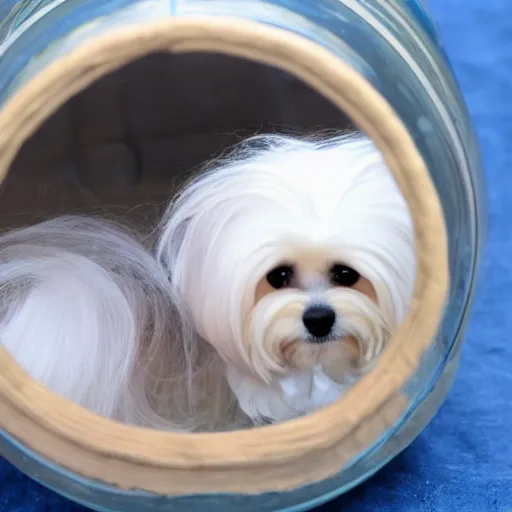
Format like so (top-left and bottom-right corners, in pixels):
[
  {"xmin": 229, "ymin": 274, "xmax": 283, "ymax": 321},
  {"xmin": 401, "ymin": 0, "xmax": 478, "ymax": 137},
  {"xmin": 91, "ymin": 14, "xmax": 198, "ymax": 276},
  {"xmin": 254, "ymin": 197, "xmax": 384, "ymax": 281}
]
[{"xmin": 158, "ymin": 134, "xmax": 415, "ymax": 421}]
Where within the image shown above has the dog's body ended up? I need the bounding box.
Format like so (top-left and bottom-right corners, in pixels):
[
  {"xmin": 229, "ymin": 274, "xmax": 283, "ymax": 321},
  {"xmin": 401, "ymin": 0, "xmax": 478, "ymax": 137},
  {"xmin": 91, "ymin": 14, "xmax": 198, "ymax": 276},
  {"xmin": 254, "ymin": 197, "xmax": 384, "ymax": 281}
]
[{"xmin": 0, "ymin": 133, "xmax": 415, "ymax": 430}]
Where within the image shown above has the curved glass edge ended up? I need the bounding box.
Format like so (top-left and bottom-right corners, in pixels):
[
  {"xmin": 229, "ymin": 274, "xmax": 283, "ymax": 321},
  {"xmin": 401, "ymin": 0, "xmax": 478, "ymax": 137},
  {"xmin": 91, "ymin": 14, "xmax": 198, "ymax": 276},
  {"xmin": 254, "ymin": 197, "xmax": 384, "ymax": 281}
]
[
  {"xmin": 401, "ymin": 0, "xmax": 440, "ymax": 44},
  {"xmin": 0, "ymin": 0, "xmax": 176, "ymax": 102},
  {"xmin": 0, "ymin": 337, "xmax": 463, "ymax": 512}
]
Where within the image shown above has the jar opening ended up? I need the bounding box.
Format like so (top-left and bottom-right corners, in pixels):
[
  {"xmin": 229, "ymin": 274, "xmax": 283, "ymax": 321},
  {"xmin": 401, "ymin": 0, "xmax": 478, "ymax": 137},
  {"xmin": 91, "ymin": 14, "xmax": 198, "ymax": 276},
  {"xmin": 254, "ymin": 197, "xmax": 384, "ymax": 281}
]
[{"xmin": 0, "ymin": 18, "xmax": 448, "ymax": 495}]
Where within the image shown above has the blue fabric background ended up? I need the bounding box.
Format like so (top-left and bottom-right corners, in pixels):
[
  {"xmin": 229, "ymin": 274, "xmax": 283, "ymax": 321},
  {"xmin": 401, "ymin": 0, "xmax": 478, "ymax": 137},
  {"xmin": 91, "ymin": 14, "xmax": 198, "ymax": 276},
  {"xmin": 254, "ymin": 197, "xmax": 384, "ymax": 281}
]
[{"xmin": 1, "ymin": 0, "xmax": 511, "ymax": 510}]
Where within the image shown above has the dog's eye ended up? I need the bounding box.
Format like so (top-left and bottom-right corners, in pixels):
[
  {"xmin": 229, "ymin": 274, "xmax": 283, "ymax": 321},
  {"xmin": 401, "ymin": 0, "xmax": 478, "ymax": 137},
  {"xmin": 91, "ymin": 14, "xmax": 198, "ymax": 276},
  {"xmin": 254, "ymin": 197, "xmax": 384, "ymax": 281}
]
[
  {"xmin": 329, "ymin": 264, "xmax": 360, "ymax": 287},
  {"xmin": 266, "ymin": 265, "xmax": 294, "ymax": 289}
]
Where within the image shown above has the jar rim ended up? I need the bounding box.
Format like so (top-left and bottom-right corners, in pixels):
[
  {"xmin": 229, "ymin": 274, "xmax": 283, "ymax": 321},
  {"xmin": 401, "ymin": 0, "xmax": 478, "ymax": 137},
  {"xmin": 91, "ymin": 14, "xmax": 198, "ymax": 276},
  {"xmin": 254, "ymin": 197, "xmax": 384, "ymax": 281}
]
[{"xmin": 0, "ymin": 16, "xmax": 449, "ymax": 495}]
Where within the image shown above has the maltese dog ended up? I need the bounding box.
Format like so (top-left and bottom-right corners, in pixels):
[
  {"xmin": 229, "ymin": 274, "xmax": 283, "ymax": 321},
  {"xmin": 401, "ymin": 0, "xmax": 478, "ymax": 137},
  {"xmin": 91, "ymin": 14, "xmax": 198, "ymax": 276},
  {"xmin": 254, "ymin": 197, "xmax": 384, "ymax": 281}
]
[
  {"xmin": 0, "ymin": 133, "xmax": 415, "ymax": 431},
  {"xmin": 157, "ymin": 133, "xmax": 416, "ymax": 424}
]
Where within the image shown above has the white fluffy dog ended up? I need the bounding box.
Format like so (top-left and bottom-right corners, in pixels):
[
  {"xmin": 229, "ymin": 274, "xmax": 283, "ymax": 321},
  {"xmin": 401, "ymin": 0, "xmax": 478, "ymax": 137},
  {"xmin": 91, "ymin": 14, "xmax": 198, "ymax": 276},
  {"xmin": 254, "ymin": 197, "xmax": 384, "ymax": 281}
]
[{"xmin": 0, "ymin": 133, "xmax": 415, "ymax": 431}]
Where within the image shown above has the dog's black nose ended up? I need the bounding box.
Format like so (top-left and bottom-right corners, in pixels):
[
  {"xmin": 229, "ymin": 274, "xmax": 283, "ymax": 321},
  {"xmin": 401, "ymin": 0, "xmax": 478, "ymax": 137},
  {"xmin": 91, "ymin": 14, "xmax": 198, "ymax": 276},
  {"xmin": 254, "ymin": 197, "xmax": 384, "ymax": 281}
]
[{"xmin": 302, "ymin": 305, "xmax": 336, "ymax": 339}]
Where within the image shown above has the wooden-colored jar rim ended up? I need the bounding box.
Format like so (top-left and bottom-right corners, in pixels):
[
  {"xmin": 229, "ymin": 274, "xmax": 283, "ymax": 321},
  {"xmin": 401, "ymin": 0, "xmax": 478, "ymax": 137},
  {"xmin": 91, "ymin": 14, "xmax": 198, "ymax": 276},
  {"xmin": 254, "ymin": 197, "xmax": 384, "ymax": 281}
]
[{"xmin": 0, "ymin": 17, "xmax": 448, "ymax": 495}]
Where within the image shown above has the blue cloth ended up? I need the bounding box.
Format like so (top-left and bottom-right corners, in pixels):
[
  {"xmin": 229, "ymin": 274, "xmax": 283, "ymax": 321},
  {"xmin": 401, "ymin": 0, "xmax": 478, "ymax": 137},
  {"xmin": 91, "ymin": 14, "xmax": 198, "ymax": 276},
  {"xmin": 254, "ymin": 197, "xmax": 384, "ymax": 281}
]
[{"xmin": 1, "ymin": 0, "xmax": 512, "ymax": 510}]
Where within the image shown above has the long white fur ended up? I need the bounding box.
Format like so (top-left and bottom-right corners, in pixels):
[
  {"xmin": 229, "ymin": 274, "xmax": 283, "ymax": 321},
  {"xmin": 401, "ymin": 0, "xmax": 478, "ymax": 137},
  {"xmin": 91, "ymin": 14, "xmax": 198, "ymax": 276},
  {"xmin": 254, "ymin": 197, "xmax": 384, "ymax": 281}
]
[
  {"xmin": 0, "ymin": 217, "xmax": 173, "ymax": 426},
  {"xmin": 0, "ymin": 216, "xmax": 242, "ymax": 431},
  {"xmin": 0, "ymin": 133, "xmax": 415, "ymax": 430},
  {"xmin": 157, "ymin": 133, "xmax": 416, "ymax": 424}
]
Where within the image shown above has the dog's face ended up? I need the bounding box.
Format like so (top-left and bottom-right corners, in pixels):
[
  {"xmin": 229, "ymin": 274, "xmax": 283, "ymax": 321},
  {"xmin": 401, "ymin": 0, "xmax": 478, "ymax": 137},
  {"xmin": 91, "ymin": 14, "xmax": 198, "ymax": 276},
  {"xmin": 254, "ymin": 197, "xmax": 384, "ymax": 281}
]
[
  {"xmin": 251, "ymin": 250, "xmax": 385, "ymax": 383},
  {"xmin": 158, "ymin": 134, "xmax": 416, "ymax": 422}
]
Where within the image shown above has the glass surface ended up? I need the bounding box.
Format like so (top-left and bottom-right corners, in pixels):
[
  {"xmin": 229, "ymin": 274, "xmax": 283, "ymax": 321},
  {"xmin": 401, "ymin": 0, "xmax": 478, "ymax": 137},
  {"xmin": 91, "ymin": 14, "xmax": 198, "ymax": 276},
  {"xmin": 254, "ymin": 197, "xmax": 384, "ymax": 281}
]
[{"xmin": 0, "ymin": 1, "xmax": 485, "ymax": 511}]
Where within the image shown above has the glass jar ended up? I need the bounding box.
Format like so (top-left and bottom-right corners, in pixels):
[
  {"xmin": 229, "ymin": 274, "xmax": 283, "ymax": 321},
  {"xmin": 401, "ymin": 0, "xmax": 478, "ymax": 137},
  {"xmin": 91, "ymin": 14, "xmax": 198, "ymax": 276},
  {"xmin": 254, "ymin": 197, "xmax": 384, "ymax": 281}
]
[{"xmin": 0, "ymin": 1, "xmax": 485, "ymax": 511}]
